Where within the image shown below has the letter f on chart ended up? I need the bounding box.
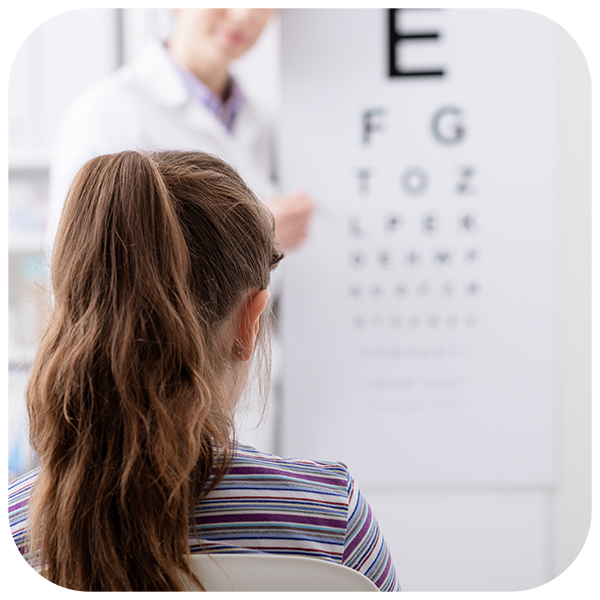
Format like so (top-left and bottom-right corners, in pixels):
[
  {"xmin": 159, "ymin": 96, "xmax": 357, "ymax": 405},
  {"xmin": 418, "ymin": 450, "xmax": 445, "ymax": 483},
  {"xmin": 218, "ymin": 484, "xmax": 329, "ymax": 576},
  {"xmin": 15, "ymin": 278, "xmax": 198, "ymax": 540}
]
[{"xmin": 362, "ymin": 108, "xmax": 386, "ymax": 145}]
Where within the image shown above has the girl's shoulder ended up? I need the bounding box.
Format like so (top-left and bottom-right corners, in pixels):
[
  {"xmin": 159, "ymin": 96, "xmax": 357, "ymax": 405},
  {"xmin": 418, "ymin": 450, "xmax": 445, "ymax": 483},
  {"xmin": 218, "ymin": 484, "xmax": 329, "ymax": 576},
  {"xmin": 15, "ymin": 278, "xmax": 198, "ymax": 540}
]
[{"xmin": 224, "ymin": 443, "xmax": 351, "ymax": 495}]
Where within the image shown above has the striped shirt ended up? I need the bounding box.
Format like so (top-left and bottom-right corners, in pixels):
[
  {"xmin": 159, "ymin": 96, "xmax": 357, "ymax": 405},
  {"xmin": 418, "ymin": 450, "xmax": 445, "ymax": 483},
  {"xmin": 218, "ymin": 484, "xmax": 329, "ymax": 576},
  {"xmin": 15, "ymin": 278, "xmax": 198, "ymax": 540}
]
[{"xmin": 8, "ymin": 444, "xmax": 400, "ymax": 591}]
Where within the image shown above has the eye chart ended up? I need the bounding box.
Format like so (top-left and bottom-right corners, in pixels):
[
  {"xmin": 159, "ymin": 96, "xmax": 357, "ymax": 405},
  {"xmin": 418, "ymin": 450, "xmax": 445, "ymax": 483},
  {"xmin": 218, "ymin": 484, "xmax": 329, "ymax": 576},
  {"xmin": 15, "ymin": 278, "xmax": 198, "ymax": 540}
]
[{"xmin": 278, "ymin": 9, "xmax": 559, "ymax": 486}]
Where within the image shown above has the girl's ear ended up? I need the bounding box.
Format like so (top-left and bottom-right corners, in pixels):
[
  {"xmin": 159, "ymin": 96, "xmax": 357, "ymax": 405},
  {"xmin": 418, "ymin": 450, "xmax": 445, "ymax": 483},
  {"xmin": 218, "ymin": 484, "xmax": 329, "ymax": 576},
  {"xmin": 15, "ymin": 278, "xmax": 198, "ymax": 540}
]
[{"xmin": 233, "ymin": 289, "xmax": 270, "ymax": 361}]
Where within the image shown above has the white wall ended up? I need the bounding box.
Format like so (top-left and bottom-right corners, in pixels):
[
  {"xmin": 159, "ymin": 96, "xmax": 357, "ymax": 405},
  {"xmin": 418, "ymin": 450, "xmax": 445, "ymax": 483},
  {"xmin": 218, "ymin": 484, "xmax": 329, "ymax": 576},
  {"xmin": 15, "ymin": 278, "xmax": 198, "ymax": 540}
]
[
  {"xmin": 367, "ymin": 21, "xmax": 591, "ymax": 591},
  {"xmin": 552, "ymin": 24, "xmax": 591, "ymax": 580},
  {"xmin": 9, "ymin": 8, "xmax": 119, "ymax": 165}
]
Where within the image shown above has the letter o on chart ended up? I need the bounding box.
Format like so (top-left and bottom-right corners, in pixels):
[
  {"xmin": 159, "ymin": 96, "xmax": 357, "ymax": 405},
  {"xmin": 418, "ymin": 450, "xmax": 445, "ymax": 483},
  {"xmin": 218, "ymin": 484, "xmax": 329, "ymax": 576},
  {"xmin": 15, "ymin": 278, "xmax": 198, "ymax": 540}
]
[{"xmin": 402, "ymin": 167, "xmax": 428, "ymax": 195}]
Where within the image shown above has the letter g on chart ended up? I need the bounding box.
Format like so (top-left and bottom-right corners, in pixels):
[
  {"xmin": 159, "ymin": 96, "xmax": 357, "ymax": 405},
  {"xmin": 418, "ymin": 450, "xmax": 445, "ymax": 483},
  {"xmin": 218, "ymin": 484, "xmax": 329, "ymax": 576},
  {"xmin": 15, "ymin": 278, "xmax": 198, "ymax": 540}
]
[{"xmin": 431, "ymin": 106, "xmax": 466, "ymax": 145}]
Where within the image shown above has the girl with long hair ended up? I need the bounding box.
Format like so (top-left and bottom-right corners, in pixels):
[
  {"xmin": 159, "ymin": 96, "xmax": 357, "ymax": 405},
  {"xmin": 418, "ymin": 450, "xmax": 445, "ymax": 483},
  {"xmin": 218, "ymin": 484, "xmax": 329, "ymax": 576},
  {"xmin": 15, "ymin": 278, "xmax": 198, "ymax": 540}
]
[{"xmin": 9, "ymin": 150, "xmax": 399, "ymax": 591}]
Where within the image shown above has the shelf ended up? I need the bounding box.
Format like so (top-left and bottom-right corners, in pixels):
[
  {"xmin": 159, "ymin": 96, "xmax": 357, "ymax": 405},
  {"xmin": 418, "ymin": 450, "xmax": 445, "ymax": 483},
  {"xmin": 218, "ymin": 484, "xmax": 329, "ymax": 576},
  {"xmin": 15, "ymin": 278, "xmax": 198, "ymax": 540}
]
[
  {"xmin": 8, "ymin": 235, "xmax": 45, "ymax": 254},
  {"xmin": 9, "ymin": 149, "xmax": 51, "ymax": 173},
  {"xmin": 9, "ymin": 346, "xmax": 36, "ymax": 371}
]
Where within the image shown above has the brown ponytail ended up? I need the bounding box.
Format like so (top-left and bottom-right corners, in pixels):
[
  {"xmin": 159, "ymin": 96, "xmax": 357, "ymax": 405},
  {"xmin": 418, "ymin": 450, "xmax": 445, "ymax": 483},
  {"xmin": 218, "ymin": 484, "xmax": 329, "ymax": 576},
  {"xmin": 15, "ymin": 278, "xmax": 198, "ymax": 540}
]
[{"xmin": 26, "ymin": 151, "xmax": 283, "ymax": 590}]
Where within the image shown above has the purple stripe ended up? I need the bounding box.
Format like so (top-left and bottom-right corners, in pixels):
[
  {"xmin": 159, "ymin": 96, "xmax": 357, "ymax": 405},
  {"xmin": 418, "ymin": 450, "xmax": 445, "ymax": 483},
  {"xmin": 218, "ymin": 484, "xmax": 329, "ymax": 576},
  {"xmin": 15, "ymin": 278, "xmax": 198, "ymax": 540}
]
[
  {"xmin": 343, "ymin": 503, "xmax": 373, "ymax": 561},
  {"xmin": 8, "ymin": 499, "xmax": 28, "ymax": 512},
  {"xmin": 375, "ymin": 554, "xmax": 393, "ymax": 589},
  {"xmin": 195, "ymin": 511, "xmax": 344, "ymax": 529},
  {"xmin": 227, "ymin": 465, "xmax": 344, "ymax": 487}
]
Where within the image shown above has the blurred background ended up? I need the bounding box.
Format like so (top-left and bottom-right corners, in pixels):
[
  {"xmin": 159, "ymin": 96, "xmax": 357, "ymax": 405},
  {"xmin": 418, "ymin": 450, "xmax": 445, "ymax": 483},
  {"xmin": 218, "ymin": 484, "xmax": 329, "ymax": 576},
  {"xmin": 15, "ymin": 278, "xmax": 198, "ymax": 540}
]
[{"xmin": 7, "ymin": 8, "xmax": 591, "ymax": 592}]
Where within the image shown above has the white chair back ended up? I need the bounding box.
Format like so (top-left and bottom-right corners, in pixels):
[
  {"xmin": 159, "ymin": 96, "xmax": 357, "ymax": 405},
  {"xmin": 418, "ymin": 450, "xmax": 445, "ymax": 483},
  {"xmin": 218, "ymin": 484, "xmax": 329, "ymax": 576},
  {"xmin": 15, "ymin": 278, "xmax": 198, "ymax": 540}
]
[{"xmin": 187, "ymin": 553, "xmax": 380, "ymax": 591}]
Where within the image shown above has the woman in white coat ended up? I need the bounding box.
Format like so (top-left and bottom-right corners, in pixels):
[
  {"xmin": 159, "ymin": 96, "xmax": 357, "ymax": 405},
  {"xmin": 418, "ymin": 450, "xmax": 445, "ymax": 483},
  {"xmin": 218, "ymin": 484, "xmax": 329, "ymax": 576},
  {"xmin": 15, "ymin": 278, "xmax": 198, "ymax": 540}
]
[
  {"xmin": 48, "ymin": 9, "xmax": 314, "ymax": 254},
  {"xmin": 47, "ymin": 9, "xmax": 314, "ymax": 452}
]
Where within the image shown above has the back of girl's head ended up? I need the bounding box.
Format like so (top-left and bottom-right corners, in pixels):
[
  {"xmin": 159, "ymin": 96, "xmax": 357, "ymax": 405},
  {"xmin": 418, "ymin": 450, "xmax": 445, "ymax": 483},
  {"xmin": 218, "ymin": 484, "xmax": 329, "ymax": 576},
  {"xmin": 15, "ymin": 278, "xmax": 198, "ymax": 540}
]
[
  {"xmin": 53, "ymin": 150, "xmax": 280, "ymax": 343},
  {"xmin": 26, "ymin": 150, "xmax": 283, "ymax": 591}
]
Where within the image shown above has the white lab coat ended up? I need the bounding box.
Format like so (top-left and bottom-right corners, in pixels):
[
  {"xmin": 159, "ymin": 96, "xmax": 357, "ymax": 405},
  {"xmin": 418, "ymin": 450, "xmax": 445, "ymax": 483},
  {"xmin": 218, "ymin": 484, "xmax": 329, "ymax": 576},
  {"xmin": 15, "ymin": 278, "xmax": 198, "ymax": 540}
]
[
  {"xmin": 47, "ymin": 38, "xmax": 277, "ymax": 249},
  {"xmin": 47, "ymin": 39, "xmax": 282, "ymax": 453}
]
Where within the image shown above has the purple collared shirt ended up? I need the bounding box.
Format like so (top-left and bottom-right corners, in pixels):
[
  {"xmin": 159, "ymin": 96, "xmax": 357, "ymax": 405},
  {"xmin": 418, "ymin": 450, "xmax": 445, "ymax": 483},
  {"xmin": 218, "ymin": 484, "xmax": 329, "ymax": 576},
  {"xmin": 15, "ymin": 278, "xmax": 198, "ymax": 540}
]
[{"xmin": 169, "ymin": 51, "xmax": 245, "ymax": 133}]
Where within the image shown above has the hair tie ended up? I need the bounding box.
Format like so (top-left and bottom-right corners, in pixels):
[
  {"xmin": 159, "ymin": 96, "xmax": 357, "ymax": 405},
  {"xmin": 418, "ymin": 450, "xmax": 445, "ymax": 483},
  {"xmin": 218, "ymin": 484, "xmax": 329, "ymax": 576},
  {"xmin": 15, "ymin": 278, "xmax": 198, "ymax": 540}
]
[{"xmin": 137, "ymin": 150, "xmax": 158, "ymax": 165}]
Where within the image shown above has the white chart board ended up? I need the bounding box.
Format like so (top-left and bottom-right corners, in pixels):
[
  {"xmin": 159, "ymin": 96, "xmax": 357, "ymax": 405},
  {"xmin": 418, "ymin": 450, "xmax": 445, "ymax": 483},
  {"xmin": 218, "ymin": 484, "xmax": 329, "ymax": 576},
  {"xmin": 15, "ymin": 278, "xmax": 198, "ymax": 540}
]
[{"xmin": 279, "ymin": 9, "xmax": 559, "ymax": 486}]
